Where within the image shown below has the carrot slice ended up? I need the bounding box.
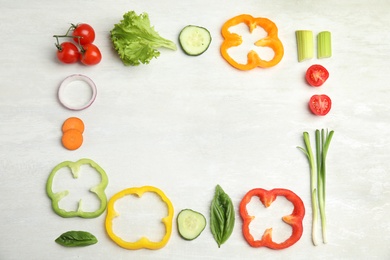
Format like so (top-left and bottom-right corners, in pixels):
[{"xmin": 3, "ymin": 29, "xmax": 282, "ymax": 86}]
[
  {"xmin": 62, "ymin": 117, "xmax": 85, "ymax": 133},
  {"xmin": 62, "ymin": 129, "xmax": 83, "ymax": 150}
]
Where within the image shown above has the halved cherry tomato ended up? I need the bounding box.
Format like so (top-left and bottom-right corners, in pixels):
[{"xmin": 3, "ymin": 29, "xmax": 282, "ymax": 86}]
[
  {"xmin": 80, "ymin": 44, "xmax": 102, "ymax": 65},
  {"xmin": 56, "ymin": 42, "xmax": 79, "ymax": 64},
  {"xmin": 309, "ymin": 94, "xmax": 332, "ymax": 116},
  {"xmin": 72, "ymin": 23, "xmax": 95, "ymax": 45},
  {"xmin": 305, "ymin": 64, "xmax": 329, "ymax": 87}
]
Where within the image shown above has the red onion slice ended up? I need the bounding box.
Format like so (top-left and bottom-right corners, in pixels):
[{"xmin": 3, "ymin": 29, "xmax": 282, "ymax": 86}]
[{"xmin": 58, "ymin": 74, "xmax": 97, "ymax": 111}]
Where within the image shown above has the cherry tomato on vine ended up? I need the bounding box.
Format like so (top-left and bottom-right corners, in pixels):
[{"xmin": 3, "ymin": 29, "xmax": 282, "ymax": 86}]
[
  {"xmin": 80, "ymin": 44, "xmax": 102, "ymax": 65},
  {"xmin": 56, "ymin": 42, "xmax": 80, "ymax": 64},
  {"xmin": 305, "ymin": 64, "xmax": 329, "ymax": 87},
  {"xmin": 72, "ymin": 23, "xmax": 95, "ymax": 45},
  {"xmin": 309, "ymin": 94, "xmax": 332, "ymax": 116}
]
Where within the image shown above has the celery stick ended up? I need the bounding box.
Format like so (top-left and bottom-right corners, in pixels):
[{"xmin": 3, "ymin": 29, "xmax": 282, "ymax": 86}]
[
  {"xmin": 296, "ymin": 30, "xmax": 314, "ymax": 62},
  {"xmin": 317, "ymin": 31, "xmax": 332, "ymax": 59}
]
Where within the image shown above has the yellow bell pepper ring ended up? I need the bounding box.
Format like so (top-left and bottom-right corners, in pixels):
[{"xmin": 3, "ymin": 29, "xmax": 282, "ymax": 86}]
[
  {"xmin": 105, "ymin": 186, "xmax": 174, "ymax": 250},
  {"xmin": 220, "ymin": 14, "xmax": 284, "ymax": 70}
]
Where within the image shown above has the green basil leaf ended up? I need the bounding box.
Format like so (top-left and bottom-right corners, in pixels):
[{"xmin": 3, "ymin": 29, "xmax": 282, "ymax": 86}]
[
  {"xmin": 55, "ymin": 231, "xmax": 98, "ymax": 247},
  {"xmin": 210, "ymin": 185, "xmax": 235, "ymax": 247}
]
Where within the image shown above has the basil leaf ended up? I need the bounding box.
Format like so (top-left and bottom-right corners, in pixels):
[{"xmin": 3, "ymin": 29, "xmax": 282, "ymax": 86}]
[
  {"xmin": 210, "ymin": 185, "xmax": 235, "ymax": 247},
  {"xmin": 55, "ymin": 231, "xmax": 98, "ymax": 247}
]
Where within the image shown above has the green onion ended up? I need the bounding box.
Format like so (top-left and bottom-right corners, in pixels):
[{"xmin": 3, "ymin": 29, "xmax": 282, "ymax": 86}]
[
  {"xmin": 297, "ymin": 132, "xmax": 319, "ymax": 246},
  {"xmin": 298, "ymin": 129, "xmax": 334, "ymax": 245},
  {"xmin": 317, "ymin": 31, "xmax": 332, "ymax": 59},
  {"xmin": 295, "ymin": 30, "xmax": 314, "ymax": 62},
  {"xmin": 317, "ymin": 129, "xmax": 334, "ymax": 243}
]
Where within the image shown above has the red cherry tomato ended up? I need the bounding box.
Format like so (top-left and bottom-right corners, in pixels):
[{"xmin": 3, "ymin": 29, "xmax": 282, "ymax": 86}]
[
  {"xmin": 56, "ymin": 42, "xmax": 80, "ymax": 64},
  {"xmin": 80, "ymin": 44, "xmax": 102, "ymax": 65},
  {"xmin": 72, "ymin": 23, "xmax": 95, "ymax": 45},
  {"xmin": 309, "ymin": 94, "xmax": 332, "ymax": 116},
  {"xmin": 305, "ymin": 64, "xmax": 329, "ymax": 87}
]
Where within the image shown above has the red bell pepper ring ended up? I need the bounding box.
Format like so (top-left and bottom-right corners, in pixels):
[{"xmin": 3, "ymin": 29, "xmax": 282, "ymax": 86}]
[{"xmin": 239, "ymin": 188, "xmax": 305, "ymax": 250}]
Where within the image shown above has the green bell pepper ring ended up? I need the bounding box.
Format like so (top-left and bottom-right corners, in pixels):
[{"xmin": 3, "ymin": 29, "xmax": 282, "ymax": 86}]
[{"xmin": 46, "ymin": 158, "xmax": 109, "ymax": 218}]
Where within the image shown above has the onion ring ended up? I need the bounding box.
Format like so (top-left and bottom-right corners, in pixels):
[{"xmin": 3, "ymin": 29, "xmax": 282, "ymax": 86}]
[{"xmin": 58, "ymin": 74, "xmax": 97, "ymax": 111}]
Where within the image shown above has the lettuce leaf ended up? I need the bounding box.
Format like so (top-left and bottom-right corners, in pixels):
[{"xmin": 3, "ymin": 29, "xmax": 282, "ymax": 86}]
[{"xmin": 110, "ymin": 11, "xmax": 177, "ymax": 66}]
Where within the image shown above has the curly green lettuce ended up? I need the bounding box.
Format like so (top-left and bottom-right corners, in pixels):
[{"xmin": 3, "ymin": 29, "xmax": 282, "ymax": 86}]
[{"xmin": 110, "ymin": 11, "xmax": 177, "ymax": 66}]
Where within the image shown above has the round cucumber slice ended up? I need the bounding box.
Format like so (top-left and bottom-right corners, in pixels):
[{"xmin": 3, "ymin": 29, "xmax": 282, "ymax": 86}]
[
  {"xmin": 179, "ymin": 25, "xmax": 212, "ymax": 56},
  {"xmin": 177, "ymin": 209, "xmax": 206, "ymax": 240}
]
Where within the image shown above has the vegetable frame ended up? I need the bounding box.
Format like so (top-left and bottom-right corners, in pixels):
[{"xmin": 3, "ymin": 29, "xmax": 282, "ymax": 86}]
[
  {"xmin": 46, "ymin": 158, "xmax": 109, "ymax": 218},
  {"xmin": 220, "ymin": 14, "xmax": 284, "ymax": 70},
  {"xmin": 239, "ymin": 188, "xmax": 305, "ymax": 250},
  {"xmin": 105, "ymin": 186, "xmax": 174, "ymax": 250}
]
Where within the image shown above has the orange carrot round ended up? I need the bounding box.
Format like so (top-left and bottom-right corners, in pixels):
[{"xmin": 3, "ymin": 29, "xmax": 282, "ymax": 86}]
[
  {"xmin": 62, "ymin": 129, "xmax": 83, "ymax": 150},
  {"xmin": 62, "ymin": 117, "xmax": 85, "ymax": 133}
]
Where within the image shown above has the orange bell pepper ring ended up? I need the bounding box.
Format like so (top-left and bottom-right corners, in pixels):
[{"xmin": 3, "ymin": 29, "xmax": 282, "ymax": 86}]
[{"xmin": 220, "ymin": 14, "xmax": 284, "ymax": 70}]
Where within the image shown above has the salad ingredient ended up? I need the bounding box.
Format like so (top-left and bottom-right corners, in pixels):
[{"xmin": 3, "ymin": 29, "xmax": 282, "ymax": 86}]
[
  {"xmin": 305, "ymin": 64, "xmax": 329, "ymax": 87},
  {"xmin": 55, "ymin": 231, "xmax": 98, "ymax": 247},
  {"xmin": 53, "ymin": 23, "xmax": 100, "ymax": 66},
  {"xmin": 61, "ymin": 117, "xmax": 85, "ymax": 150},
  {"xmin": 62, "ymin": 128, "xmax": 83, "ymax": 150},
  {"xmin": 309, "ymin": 94, "xmax": 332, "ymax": 116},
  {"xmin": 220, "ymin": 14, "xmax": 284, "ymax": 70},
  {"xmin": 316, "ymin": 129, "xmax": 334, "ymax": 244},
  {"xmin": 317, "ymin": 31, "xmax": 332, "ymax": 59},
  {"xmin": 210, "ymin": 185, "xmax": 235, "ymax": 247},
  {"xmin": 72, "ymin": 23, "xmax": 96, "ymax": 45},
  {"xmin": 239, "ymin": 188, "xmax": 305, "ymax": 250},
  {"xmin": 46, "ymin": 158, "xmax": 109, "ymax": 218},
  {"xmin": 177, "ymin": 209, "xmax": 207, "ymax": 240},
  {"xmin": 80, "ymin": 43, "xmax": 102, "ymax": 65},
  {"xmin": 298, "ymin": 131, "xmax": 318, "ymax": 245},
  {"xmin": 298, "ymin": 129, "xmax": 334, "ymax": 245},
  {"xmin": 110, "ymin": 11, "xmax": 177, "ymax": 66},
  {"xmin": 105, "ymin": 186, "xmax": 174, "ymax": 250},
  {"xmin": 296, "ymin": 30, "xmax": 314, "ymax": 62},
  {"xmin": 58, "ymin": 74, "xmax": 97, "ymax": 111},
  {"xmin": 179, "ymin": 25, "xmax": 211, "ymax": 56},
  {"xmin": 56, "ymin": 42, "xmax": 80, "ymax": 64},
  {"xmin": 62, "ymin": 117, "xmax": 85, "ymax": 133}
]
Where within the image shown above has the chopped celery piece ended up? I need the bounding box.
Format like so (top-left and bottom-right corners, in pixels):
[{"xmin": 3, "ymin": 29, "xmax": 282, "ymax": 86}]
[
  {"xmin": 296, "ymin": 30, "xmax": 314, "ymax": 62},
  {"xmin": 317, "ymin": 31, "xmax": 332, "ymax": 59}
]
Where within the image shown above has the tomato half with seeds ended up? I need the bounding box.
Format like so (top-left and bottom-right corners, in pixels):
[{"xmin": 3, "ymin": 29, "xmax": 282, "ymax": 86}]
[
  {"xmin": 305, "ymin": 64, "xmax": 329, "ymax": 87},
  {"xmin": 309, "ymin": 94, "xmax": 332, "ymax": 116}
]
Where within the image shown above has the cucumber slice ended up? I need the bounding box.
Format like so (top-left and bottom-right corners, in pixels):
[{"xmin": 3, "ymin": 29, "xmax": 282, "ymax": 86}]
[
  {"xmin": 179, "ymin": 25, "xmax": 211, "ymax": 56},
  {"xmin": 177, "ymin": 209, "xmax": 206, "ymax": 240}
]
